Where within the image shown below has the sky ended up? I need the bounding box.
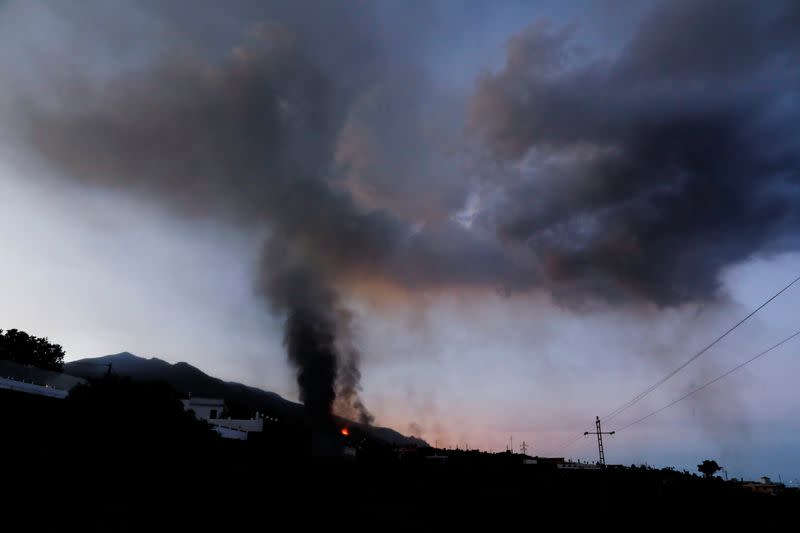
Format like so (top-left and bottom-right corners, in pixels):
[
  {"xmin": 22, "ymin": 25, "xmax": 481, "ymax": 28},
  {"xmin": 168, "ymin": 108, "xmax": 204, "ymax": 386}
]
[{"xmin": 0, "ymin": 0, "xmax": 799, "ymax": 481}]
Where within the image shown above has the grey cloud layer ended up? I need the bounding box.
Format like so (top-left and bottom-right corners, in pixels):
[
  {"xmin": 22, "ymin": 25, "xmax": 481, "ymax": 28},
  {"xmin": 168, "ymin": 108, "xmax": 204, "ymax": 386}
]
[
  {"xmin": 470, "ymin": 0, "xmax": 800, "ymax": 305},
  {"xmin": 7, "ymin": 0, "xmax": 800, "ymax": 416},
  {"xmin": 10, "ymin": 0, "xmax": 511, "ymax": 422}
]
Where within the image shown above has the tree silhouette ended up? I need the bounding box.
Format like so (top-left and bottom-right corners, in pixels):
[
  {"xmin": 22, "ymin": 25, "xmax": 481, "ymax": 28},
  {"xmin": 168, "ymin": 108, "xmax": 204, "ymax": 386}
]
[
  {"xmin": 66, "ymin": 376, "xmax": 219, "ymax": 449},
  {"xmin": 698, "ymin": 459, "xmax": 722, "ymax": 478},
  {"xmin": 0, "ymin": 328, "xmax": 65, "ymax": 371}
]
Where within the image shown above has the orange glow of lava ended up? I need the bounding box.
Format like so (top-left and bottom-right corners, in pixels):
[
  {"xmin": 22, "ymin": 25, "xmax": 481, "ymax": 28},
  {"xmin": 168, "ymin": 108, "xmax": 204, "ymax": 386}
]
[{"xmin": 340, "ymin": 427, "xmax": 350, "ymax": 436}]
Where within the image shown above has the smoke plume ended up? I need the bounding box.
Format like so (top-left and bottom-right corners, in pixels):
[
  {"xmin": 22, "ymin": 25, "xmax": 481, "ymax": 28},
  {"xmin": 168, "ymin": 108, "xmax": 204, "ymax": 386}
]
[
  {"xmin": 5, "ymin": 0, "xmax": 800, "ymax": 423},
  {"xmin": 469, "ymin": 0, "xmax": 800, "ymax": 305}
]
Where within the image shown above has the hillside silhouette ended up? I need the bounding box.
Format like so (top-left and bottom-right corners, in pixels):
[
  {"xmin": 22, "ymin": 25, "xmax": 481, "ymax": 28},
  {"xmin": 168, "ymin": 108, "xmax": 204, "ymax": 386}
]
[{"xmin": 66, "ymin": 352, "xmax": 426, "ymax": 447}]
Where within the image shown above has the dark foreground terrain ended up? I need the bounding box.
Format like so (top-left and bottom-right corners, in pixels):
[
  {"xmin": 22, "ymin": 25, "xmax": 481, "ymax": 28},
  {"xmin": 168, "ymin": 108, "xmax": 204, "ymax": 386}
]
[{"xmin": 4, "ymin": 385, "xmax": 797, "ymax": 530}]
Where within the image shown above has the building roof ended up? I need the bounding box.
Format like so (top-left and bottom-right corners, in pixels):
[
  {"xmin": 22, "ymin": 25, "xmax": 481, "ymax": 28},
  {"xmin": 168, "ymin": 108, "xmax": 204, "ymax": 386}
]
[
  {"xmin": 0, "ymin": 359, "xmax": 86, "ymax": 391},
  {"xmin": 184, "ymin": 397, "xmax": 225, "ymax": 406}
]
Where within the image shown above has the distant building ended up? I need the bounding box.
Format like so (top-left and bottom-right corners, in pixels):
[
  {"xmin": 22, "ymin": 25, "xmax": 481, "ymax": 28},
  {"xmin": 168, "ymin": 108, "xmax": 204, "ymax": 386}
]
[
  {"xmin": 557, "ymin": 460, "xmax": 601, "ymax": 470},
  {"xmin": 208, "ymin": 417, "xmax": 266, "ymax": 440},
  {"xmin": 343, "ymin": 446, "xmax": 357, "ymax": 458},
  {"xmin": 181, "ymin": 396, "xmax": 267, "ymax": 440},
  {"xmin": 0, "ymin": 359, "xmax": 85, "ymax": 399},
  {"xmin": 181, "ymin": 397, "xmax": 226, "ymax": 420},
  {"xmin": 520, "ymin": 456, "xmax": 601, "ymax": 469},
  {"xmin": 743, "ymin": 477, "xmax": 785, "ymax": 496}
]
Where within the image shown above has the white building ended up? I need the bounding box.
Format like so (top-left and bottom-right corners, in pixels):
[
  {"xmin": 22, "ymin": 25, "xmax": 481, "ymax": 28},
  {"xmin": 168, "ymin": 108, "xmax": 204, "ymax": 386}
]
[
  {"xmin": 0, "ymin": 359, "xmax": 86, "ymax": 399},
  {"xmin": 181, "ymin": 397, "xmax": 226, "ymax": 420},
  {"xmin": 181, "ymin": 396, "xmax": 266, "ymax": 440},
  {"xmin": 557, "ymin": 461, "xmax": 601, "ymax": 470},
  {"xmin": 743, "ymin": 477, "xmax": 785, "ymax": 496}
]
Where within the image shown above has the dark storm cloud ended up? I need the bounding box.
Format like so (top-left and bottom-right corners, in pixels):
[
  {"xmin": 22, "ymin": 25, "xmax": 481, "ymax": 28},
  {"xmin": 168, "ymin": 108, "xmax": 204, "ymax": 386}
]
[
  {"xmin": 10, "ymin": 0, "xmax": 800, "ymax": 418},
  {"xmin": 21, "ymin": 1, "xmax": 501, "ymax": 288},
  {"xmin": 470, "ymin": 0, "xmax": 800, "ymax": 305},
  {"xmin": 14, "ymin": 0, "xmax": 511, "ymax": 423}
]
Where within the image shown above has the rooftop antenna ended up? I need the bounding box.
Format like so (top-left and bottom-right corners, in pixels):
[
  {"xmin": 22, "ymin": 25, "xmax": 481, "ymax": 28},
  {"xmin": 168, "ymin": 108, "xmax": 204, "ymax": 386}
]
[{"xmin": 584, "ymin": 416, "xmax": 615, "ymax": 467}]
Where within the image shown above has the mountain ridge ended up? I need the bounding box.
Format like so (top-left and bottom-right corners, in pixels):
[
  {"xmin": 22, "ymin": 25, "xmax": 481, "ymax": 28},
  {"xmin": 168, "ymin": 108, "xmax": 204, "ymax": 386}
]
[{"xmin": 65, "ymin": 352, "xmax": 427, "ymax": 447}]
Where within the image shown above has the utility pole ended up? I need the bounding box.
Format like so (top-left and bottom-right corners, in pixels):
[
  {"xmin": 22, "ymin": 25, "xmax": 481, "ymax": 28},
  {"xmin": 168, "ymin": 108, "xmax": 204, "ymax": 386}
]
[
  {"xmin": 520, "ymin": 441, "xmax": 528, "ymax": 455},
  {"xmin": 584, "ymin": 416, "xmax": 615, "ymax": 467}
]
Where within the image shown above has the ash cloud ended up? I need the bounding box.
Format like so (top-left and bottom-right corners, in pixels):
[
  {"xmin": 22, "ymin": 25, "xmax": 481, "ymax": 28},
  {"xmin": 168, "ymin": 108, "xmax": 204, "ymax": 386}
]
[
  {"xmin": 11, "ymin": 0, "xmax": 500, "ymax": 423},
  {"xmin": 469, "ymin": 0, "xmax": 800, "ymax": 305},
  {"xmin": 6, "ymin": 0, "xmax": 800, "ymax": 422}
]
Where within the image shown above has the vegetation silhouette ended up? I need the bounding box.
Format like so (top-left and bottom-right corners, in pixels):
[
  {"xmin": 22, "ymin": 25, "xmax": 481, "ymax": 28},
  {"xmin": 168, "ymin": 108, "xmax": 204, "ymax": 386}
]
[
  {"xmin": 0, "ymin": 328, "xmax": 65, "ymax": 371},
  {"xmin": 66, "ymin": 376, "xmax": 221, "ymax": 451},
  {"xmin": 3, "ymin": 333, "xmax": 798, "ymax": 526},
  {"xmin": 4, "ymin": 371, "xmax": 798, "ymax": 528},
  {"xmin": 698, "ymin": 459, "xmax": 723, "ymax": 478}
]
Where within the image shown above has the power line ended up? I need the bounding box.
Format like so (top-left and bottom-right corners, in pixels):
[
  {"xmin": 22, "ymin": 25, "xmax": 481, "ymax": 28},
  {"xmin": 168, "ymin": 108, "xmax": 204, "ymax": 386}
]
[
  {"xmin": 584, "ymin": 416, "xmax": 615, "ymax": 466},
  {"xmin": 600, "ymin": 274, "xmax": 800, "ymax": 424},
  {"xmin": 615, "ymin": 328, "xmax": 800, "ymax": 432},
  {"xmin": 548, "ymin": 274, "xmax": 800, "ymax": 455},
  {"xmin": 552, "ymin": 432, "xmax": 586, "ymax": 454}
]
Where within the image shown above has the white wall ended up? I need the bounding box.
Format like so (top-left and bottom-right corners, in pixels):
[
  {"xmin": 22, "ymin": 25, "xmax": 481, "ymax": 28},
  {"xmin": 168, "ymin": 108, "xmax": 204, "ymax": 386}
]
[{"xmin": 0, "ymin": 377, "xmax": 68, "ymax": 399}]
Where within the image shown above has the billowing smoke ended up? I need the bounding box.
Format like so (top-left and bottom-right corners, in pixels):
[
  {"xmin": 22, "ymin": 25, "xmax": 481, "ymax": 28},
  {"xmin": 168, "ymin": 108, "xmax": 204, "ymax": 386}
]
[
  {"xmin": 7, "ymin": 1, "xmax": 517, "ymax": 423},
  {"xmin": 11, "ymin": 1, "xmax": 413, "ymax": 424},
  {"xmin": 469, "ymin": 0, "xmax": 800, "ymax": 305},
  {"xmin": 4, "ymin": 0, "xmax": 800, "ymax": 423},
  {"xmin": 261, "ymin": 261, "xmax": 372, "ymax": 424}
]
